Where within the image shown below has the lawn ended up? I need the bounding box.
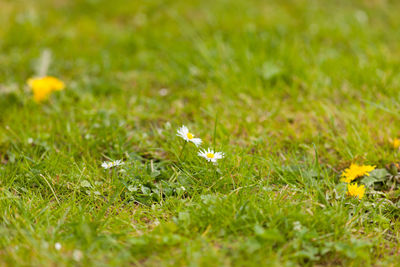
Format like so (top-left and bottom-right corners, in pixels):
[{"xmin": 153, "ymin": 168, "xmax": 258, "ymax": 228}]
[{"xmin": 1, "ymin": 0, "xmax": 400, "ymax": 265}]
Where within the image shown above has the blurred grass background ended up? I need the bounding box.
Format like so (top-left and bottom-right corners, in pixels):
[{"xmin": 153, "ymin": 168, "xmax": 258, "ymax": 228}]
[
  {"xmin": 1, "ymin": 0, "xmax": 400, "ymax": 265},
  {"xmin": 2, "ymin": 0, "xmax": 400, "ymax": 164}
]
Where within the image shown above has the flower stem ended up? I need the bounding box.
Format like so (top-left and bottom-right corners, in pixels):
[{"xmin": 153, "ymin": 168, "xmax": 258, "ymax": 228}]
[{"xmin": 178, "ymin": 141, "xmax": 187, "ymax": 161}]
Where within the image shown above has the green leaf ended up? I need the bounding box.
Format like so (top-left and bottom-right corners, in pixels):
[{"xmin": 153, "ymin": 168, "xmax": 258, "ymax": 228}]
[
  {"xmin": 361, "ymin": 168, "xmax": 388, "ymax": 186},
  {"xmin": 254, "ymin": 225, "xmax": 284, "ymax": 243},
  {"xmin": 369, "ymin": 169, "xmax": 389, "ymax": 180},
  {"xmin": 80, "ymin": 180, "xmax": 92, "ymax": 188},
  {"xmin": 141, "ymin": 185, "xmax": 151, "ymax": 195},
  {"xmin": 261, "ymin": 62, "xmax": 282, "ymax": 80}
]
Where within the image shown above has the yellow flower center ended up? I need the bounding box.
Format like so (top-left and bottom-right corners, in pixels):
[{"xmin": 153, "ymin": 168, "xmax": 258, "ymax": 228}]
[
  {"xmin": 206, "ymin": 153, "xmax": 215, "ymax": 159},
  {"xmin": 187, "ymin": 132, "xmax": 194, "ymax": 139}
]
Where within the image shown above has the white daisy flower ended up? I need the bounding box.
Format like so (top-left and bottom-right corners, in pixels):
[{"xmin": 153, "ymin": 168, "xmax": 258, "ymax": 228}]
[
  {"xmin": 176, "ymin": 125, "xmax": 202, "ymax": 146},
  {"xmin": 101, "ymin": 160, "xmax": 124, "ymax": 169},
  {"xmin": 55, "ymin": 242, "xmax": 62, "ymax": 250},
  {"xmin": 198, "ymin": 148, "xmax": 224, "ymax": 163}
]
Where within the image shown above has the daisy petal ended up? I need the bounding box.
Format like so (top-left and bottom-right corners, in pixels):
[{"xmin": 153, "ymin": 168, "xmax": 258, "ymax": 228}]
[
  {"xmin": 190, "ymin": 138, "xmax": 202, "ymax": 146},
  {"xmin": 198, "ymin": 148, "xmax": 224, "ymax": 163}
]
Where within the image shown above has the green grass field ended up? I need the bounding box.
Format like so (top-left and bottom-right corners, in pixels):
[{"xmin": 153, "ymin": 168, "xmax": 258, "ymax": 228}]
[{"xmin": 2, "ymin": 0, "xmax": 400, "ymax": 265}]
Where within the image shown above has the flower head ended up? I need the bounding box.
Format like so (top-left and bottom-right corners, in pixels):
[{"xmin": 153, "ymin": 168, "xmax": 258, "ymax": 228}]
[
  {"xmin": 101, "ymin": 160, "xmax": 124, "ymax": 169},
  {"xmin": 340, "ymin": 163, "xmax": 375, "ymax": 183},
  {"xmin": 347, "ymin": 183, "xmax": 365, "ymax": 199},
  {"xmin": 27, "ymin": 76, "xmax": 65, "ymax": 102},
  {"xmin": 55, "ymin": 242, "xmax": 62, "ymax": 251},
  {"xmin": 198, "ymin": 148, "xmax": 224, "ymax": 163},
  {"xmin": 392, "ymin": 138, "xmax": 400, "ymax": 150},
  {"xmin": 176, "ymin": 125, "xmax": 202, "ymax": 146}
]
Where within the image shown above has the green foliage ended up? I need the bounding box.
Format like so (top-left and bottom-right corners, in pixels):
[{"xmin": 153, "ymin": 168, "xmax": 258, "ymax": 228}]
[{"xmin": 1, "ymin": 0, "xmax": 400, "ymax": 265}]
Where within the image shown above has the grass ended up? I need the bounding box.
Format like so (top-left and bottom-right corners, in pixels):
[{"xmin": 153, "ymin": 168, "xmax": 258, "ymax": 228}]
[{"xmin": 2, "ymin": 0, "xmax": 400, "ymax": 265}]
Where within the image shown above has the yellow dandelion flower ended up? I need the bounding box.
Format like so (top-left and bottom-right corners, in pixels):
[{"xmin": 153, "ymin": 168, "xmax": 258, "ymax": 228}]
[
  {"xmin": 340, "ymin": 163, "xmax": 375, "ymax": 183},
  {"xmin": 347, "ymin": 183, "xmax": 365, "ymax": 199},
  {"xmin": 27, "ymin": 76, "xmax": 65, "ymax": 103},
  {"xmin": 391, "ymin": 138, "xmax": 400, "ymax": 150}
]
